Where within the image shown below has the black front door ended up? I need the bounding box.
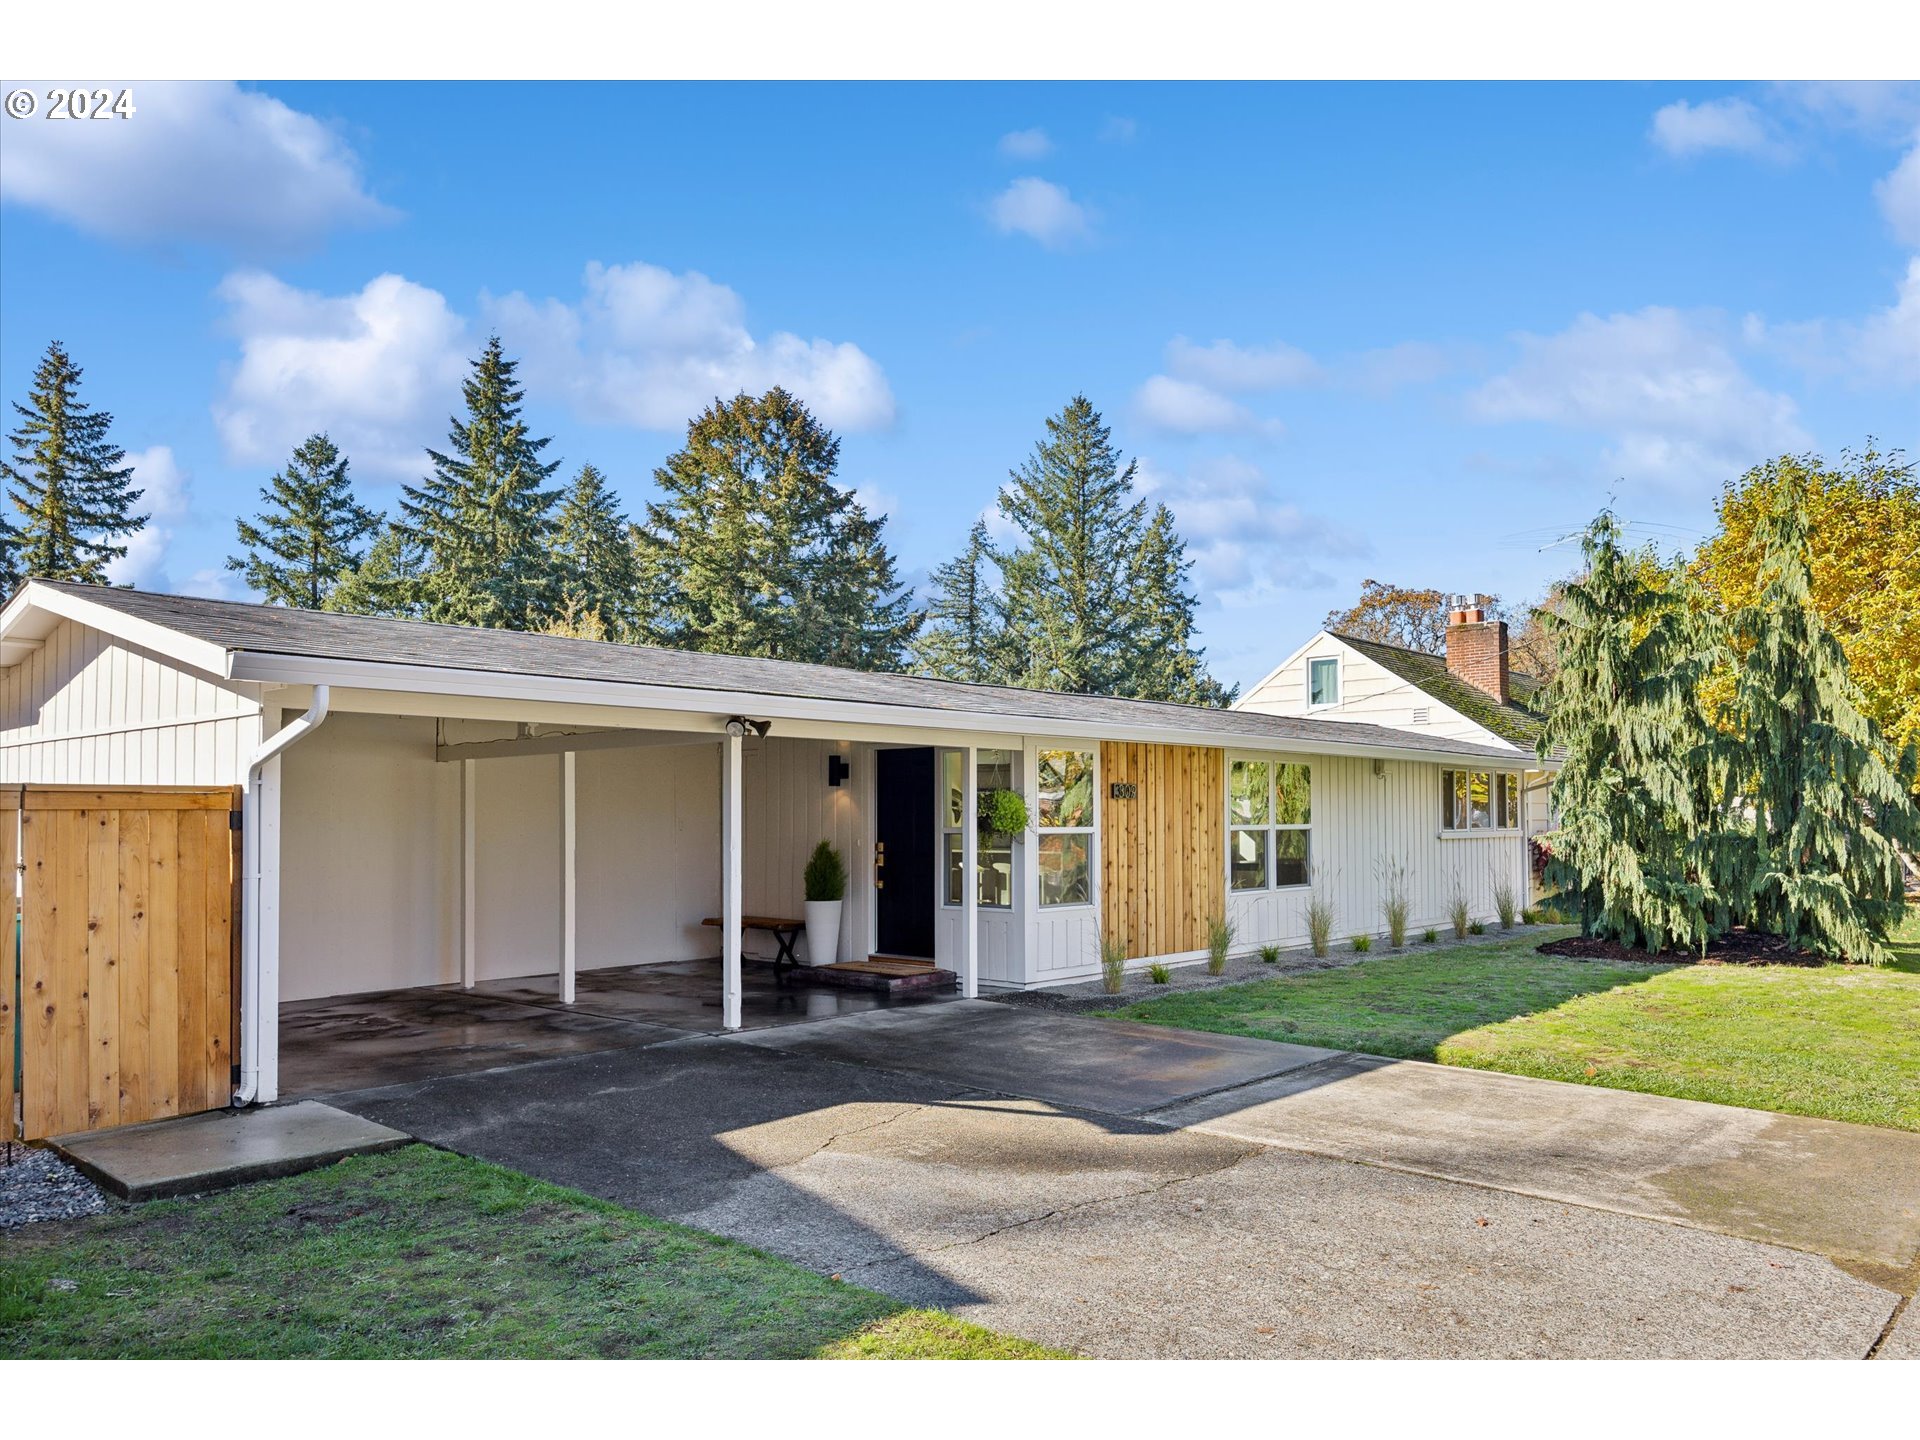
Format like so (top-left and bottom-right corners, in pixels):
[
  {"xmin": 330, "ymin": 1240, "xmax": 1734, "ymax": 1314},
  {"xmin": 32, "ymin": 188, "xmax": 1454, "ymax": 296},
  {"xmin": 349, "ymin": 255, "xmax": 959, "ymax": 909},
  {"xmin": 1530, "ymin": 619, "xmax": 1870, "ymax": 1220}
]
[{"xmin": 874, "ymin": 747, "xmax": 937, "ymax": 959}]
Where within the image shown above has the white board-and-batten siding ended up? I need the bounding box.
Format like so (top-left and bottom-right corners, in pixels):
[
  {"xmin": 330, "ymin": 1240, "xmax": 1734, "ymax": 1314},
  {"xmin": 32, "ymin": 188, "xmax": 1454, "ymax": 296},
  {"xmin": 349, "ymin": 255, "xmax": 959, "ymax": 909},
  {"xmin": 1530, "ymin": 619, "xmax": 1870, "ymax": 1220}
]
[{"xmin": 0, "ymin": 617, "xmax": 261, "ymax": 786}]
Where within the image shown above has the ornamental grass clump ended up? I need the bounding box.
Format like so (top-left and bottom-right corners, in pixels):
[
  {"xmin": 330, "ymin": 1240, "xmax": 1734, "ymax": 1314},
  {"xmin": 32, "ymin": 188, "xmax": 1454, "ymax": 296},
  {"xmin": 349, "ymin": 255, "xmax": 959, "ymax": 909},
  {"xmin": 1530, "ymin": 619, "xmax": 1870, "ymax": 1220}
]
[
  {"xmin": 1306, "ymin": 895, "xmax": 1336, "ymax": 958},
  {"xmin": 1259, "ymin": 943, "xmax": 1281, "ymax": 964},
  {"xmin": 1206, "ymin": 915, "xmax": 1234, "ymax": 975},
  {"xmin": 1096, "ymin": 925, "xmax": 1127, "ymax": 995},
  {"xmin": 1447, "ymin": 880, "xmax": 1472, "ymax": 940},
  {"xmin": 1421, "ymin": 928, "xmax": 1439, "ymax": 944},
  {"xmin": 1351, "ymin": 934, "xmax": 1372, "ymax": 953},
  {"xmin": 1468, "ymin": 920, "xmax": 1486, "ymax": 935},
  {"xmin": 1378, "ymin": 857, "xmax": 1411, "ymax": 948},
  {"xmin": 1492, "ymin": 872, "xmax": 1519, "ymax": 930},
  {"xmin": 1147, "ymin": 962, "xmax": 1172, "ymax": 985}
]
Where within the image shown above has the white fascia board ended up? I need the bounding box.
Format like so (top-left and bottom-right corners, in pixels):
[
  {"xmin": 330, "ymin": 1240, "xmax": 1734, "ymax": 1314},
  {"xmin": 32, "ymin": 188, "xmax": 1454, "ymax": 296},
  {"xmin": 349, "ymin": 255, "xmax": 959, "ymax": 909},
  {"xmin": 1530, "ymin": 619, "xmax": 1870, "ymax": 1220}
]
[
  {"xmin": 1, "ymin": 582, "xmax": 233, "ymax": 679},
  {"xmin": 231, "ymin": 650, "xmax": 1536, "ymax": 768}
]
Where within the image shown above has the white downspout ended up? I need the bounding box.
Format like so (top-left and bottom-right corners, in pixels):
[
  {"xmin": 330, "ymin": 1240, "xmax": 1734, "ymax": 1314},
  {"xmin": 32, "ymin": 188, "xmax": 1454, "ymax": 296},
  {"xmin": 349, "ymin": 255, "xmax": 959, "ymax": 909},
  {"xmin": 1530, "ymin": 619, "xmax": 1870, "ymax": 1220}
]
[{"xmin": 234, "ymin": 685, "xmax": 330, "ymax": 1106}]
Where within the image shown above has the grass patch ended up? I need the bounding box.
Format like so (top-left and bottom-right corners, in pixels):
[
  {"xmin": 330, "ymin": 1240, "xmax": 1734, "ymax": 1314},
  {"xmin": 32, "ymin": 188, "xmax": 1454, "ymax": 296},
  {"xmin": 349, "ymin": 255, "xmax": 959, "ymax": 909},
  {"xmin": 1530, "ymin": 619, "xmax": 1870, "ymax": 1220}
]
[
  {"xmin": 1111, "ymin": 920, "xmax": 1920, "ymax": 1131},
  {"xmin": 0, "ymin": 1146, "xmax": 1060, "ymax": 1359}
]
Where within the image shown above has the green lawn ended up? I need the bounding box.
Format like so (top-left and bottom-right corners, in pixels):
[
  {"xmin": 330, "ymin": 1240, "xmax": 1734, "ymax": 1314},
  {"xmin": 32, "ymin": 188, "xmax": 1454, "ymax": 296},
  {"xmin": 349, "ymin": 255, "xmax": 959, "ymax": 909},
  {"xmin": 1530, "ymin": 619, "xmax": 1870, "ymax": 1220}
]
[
  {"xmin": 0, "ymin": 1145, "xmax": 1063, "ymax": 1359},
  {"xmin": 1113, "ymin": 917, "xmax": 1920, "ymax": 1131}
]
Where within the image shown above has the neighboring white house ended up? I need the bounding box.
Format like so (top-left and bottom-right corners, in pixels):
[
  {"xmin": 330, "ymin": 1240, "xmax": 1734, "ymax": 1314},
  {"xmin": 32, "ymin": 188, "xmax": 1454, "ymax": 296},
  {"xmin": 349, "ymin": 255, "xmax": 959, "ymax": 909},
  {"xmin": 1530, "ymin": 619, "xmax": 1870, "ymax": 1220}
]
[
  {"xmin": 1236, "ymin": 595, "xmax": 1556, "ymax": 872},
  {"xmin": 1, "ymin": 580, "xmax": 1547, "ymax": 1114}
]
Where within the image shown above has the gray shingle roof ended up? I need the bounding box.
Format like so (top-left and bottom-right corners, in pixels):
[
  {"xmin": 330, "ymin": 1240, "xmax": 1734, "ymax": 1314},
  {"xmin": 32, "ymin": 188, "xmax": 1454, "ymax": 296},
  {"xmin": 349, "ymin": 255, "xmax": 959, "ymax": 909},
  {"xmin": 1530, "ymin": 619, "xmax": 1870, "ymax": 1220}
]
[
  {"xmin": 1330, "ymin": 631, "xmax": 1546, "ymax": 751},
  {"xmin": 38, "ymin": 581, "xmax": 1530, "ymax": 762}
]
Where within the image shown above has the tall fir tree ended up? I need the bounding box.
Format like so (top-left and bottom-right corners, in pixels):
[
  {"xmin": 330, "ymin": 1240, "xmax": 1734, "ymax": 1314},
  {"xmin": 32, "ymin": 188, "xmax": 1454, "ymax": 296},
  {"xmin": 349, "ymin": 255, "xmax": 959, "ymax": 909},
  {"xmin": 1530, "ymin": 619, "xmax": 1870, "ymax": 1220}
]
[
  {"xmin": 1724, "ymin": 483, "xmax": 1920, "ymax": 961},
  {"xmin": 911, "ymin": 520, "xmax": 1011, "ymax": 683},
  {"xmin": 1128, "ymin": 504, "xmax": 1236, "ymax": 706},
  {"xmin": 549, "ymin": 464, "xmax": 642, "ymax": 639},
  {"xmin": 995, "ymin": 396, "xmax": 1227, "ymax": 702},
  {"xmin": 3, "ymin": 341, "xmax": 147, "ymax": 586},
  {"xmin": 323, "ymin": 523, "xmax": 424, "ymax": 618},
  {"xmin": 398, "ymin": 337, "xmax": 562, "ymax": 628},
  {"xmin": 1534, "ymin": 512, "xmax": 1724, "ymax": 952},
  {"xmin": 997, "ymin": 397, "xmax": 1143, "ymax": 694},
  {"xmin": 226, "ymin": 433, "xmax": 379, "ymax": 608},
  {"xmin": 636, "ymin": 388, "xmax": 918, "ymax": 669}
]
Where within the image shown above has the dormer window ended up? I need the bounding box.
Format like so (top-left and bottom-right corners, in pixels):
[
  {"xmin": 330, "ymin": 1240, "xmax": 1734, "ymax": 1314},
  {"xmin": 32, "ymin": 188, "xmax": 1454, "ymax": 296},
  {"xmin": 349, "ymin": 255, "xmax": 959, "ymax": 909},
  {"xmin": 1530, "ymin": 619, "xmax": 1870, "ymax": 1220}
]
[{"xmin": 1308, "ymin": 656, "xmax": 1339, "ymax": 707}]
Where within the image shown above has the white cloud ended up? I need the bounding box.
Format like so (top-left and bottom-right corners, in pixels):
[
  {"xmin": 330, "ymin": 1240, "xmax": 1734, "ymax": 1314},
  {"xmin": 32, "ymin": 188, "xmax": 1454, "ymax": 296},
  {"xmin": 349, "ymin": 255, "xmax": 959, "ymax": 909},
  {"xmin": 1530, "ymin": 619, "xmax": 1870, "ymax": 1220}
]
[
  {"xmin": 998, "ymin": 127, "xmax": 1053, "ymax": 159},
  {"xmin": 1755, "ymin": 257, "xmax": 1920, "ymax": 388},
  {"xmin": 214, "ymin": 271, "xmax": 470, "ymax": 480},
  {"xmin": 1132, "ymin": 375, "xmax": 1273, "ymax": 436},
  {"xmin": 213, "ymin": 260, "xmax": 896, "ymax": 479},
  {"xmin": 1875, "ymin": 136, "xmax": 1920, "ymax": 246},
  {"xmin": 1346, "ymin": 340, "xmax": 1469, "ymax": 394},
  {"xmin": 989, "ymin": 177, "xmax": 1092, "ymax": 249},
  {"xmin": 1165, "ymin": 336, "xmax": 1321, "ymax": 392},
  {"xmin": 0, "ymin": 81, "xmax": 390, "ymax": 253},
  {"xmin": 1470, "ymin": 307, "xmax": 1810, "ymax": 491},
  {"xmin": 1099, "ymin": 116, "xmax": 1138, "ymax": 144},
  {"xmin": 1136, "ymin": 455, "xmax": 1365, "ymax": 598},
  {"xmin": 106, "ymin": 446, "xmax": 194, "ymax": 590},
  {"xmin": 1649, "ymin": 97, "xmax": 1784, "ymax": 159},
  {"xmin": 487, "ymin": 260, "xmax": 894, "ymax": 432}
]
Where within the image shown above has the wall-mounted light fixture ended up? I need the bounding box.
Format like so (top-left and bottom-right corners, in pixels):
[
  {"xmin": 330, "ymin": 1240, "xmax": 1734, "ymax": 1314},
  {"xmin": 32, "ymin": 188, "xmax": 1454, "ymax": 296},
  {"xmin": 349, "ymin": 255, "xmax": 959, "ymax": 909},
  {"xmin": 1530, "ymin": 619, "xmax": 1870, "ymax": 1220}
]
[
  {"xmin": 1372, "ymin": 758, "xmax": 1387, "ymax": 778},
  {"xmin": 827, "ymin": 754, "xmax": 851, "ymax": 788},
  {"xmin": 725, "ymin": 716, "xmax": 773, "ymax": 739}
]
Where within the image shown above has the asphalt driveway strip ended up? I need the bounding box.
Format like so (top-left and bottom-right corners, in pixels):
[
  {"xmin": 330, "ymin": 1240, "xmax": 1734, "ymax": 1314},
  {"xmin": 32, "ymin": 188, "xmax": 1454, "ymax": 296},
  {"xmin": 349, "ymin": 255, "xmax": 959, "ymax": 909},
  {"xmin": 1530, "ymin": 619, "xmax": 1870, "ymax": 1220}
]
[{"xmin": 326, "ymin": 1000, "xmax": 1917, "ymax": 1359}]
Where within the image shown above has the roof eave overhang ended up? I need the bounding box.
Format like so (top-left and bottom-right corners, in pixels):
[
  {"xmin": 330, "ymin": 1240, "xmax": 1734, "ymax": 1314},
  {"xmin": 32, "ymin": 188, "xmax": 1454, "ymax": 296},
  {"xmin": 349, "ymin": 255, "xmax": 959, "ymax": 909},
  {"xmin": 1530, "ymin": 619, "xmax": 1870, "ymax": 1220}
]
[
  {"xmin": 0, "ymin": 581, "xmax": 234, "ymax": 678},
  {"xmin": 232, "ymin": 650, "xmax": 1542, "ymax": 767}
]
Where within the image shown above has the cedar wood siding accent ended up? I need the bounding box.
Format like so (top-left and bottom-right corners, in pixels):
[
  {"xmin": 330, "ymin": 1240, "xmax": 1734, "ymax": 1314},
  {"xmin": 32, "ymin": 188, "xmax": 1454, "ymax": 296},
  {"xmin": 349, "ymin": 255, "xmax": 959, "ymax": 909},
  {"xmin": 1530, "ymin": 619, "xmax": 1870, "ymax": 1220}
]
[{"xmin": 1098, "ymin": 742, "xmax": 1226, "ymax": 961}]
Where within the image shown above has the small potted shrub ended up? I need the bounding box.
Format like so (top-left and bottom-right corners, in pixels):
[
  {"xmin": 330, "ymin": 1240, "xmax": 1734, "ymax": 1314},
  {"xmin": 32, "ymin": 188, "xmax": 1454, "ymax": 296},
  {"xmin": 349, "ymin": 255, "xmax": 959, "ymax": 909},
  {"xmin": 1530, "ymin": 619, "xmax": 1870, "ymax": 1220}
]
[{"xmin": 803, "ymin": 840, "xmax": 846, "ymax": 966}]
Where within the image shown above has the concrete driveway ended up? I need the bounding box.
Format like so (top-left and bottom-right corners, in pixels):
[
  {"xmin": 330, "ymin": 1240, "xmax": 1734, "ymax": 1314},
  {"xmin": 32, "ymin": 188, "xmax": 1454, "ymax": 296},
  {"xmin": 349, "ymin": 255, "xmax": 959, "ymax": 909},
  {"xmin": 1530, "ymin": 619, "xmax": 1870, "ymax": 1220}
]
[{"xmin": 330, "ymin": 1000, "xmax": 1920, "ymax": 1359}]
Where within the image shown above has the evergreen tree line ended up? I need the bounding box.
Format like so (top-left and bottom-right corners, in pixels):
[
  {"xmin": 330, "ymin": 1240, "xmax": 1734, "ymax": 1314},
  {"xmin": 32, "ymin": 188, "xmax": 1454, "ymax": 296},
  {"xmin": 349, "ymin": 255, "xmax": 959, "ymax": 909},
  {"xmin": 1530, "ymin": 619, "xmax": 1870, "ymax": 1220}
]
[
  {"xmin": 1535, "ymin": 493, "xmax": 1920, "ymax": 964},
  {"xmin": 3, "ymin": 340, "xmax": 1230, "ymax": 704}
]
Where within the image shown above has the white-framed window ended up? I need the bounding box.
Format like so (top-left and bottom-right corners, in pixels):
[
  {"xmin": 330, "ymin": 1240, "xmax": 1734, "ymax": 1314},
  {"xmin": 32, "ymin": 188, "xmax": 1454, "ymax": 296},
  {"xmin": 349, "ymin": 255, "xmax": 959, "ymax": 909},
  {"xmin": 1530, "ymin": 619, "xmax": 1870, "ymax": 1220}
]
[
  {"xmin": 1228, "ymin": 755, "xmax": 1312, "ymax": 890},
  {"xmin": 1307, "ymin": 655, "xmax": 1340, "ymax": 707},
  {"xmin": 941, "ymin": 748, "xmax": 1016, "ymax": 909},
  {"xmin": 1036, "ymin": 747, "xmax": 1095, "ymax": 907},
  {"xmin": 1441, "ymin": 769, "xmax": 1521, "ymax": 831}
]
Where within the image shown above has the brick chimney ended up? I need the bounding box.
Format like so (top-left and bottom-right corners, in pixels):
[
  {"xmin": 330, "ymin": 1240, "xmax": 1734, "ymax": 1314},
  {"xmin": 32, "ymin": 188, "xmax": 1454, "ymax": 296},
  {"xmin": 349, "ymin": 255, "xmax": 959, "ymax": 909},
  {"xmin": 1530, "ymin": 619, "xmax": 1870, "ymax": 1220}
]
[{"xmin": 1445, "ymin": 593, "xmax": 1509, "ymax": 704}]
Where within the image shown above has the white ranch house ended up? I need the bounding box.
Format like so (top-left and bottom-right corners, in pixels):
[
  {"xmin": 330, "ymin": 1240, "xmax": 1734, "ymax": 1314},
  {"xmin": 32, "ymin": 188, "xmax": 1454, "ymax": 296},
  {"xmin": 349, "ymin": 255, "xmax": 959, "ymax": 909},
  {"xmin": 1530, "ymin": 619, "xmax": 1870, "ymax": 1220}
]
[{"xmin": 1, "ymin": 580, "xmax": 1546, "ymax": 1134}]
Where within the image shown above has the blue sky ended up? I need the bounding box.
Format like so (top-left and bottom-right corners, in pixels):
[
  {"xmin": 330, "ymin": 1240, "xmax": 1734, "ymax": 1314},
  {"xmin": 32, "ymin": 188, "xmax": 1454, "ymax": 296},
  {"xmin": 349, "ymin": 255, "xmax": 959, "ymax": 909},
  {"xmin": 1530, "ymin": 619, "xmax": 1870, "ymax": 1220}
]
[{"xmin": 2, "ymin": 80, "xmax": 1915, "ymax": 687}]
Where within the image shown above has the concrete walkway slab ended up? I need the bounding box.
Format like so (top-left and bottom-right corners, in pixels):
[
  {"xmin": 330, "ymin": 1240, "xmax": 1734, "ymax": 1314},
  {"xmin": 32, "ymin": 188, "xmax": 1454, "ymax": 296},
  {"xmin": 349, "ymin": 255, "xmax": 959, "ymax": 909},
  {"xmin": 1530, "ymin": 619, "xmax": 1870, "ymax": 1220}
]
[
  {"xmin": 1149, "ymin": 1053, "xmax": 1920, "ymax": 1272},
  {"xmin": 53, "ymin": 1102, "xmax": 411, "ymax": 1201},
  {"xmin": 1877, "ymin": 1301, "xmax": 1918, "ymax": 1360},
  {"xmin": 724, "ymin": 999, "xmax": 1341, "ymax": 1115}
]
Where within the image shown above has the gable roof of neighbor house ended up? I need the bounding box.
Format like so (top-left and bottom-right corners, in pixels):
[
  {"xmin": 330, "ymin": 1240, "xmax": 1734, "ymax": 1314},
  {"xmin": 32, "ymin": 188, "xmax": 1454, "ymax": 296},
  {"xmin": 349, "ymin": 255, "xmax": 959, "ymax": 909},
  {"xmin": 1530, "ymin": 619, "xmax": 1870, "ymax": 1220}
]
[
  {"xmin": 1329, "ymin": 631, "xmax": 1547, "ymax": 751},
  {"xmin": 2, "ymin": 580, "xmax": 1536, "ymax": 765}
]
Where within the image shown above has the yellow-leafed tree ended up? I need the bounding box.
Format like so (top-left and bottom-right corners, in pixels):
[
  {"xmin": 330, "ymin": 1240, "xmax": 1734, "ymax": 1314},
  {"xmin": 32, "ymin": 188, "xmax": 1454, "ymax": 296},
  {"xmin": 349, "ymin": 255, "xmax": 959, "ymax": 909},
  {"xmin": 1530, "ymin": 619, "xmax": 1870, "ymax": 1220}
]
[{"xmin": 1692, "ymin": 446, "xmax": 1920, "ymax": 763}]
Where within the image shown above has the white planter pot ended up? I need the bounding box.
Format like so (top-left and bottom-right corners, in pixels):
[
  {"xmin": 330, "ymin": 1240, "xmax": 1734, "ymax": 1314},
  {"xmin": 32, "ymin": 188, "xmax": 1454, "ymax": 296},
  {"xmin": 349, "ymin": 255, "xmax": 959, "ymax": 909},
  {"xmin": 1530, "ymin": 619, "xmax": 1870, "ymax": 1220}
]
[{"xmin": 803, "ymin": 899, "xmax": 843, "ymax": 967}]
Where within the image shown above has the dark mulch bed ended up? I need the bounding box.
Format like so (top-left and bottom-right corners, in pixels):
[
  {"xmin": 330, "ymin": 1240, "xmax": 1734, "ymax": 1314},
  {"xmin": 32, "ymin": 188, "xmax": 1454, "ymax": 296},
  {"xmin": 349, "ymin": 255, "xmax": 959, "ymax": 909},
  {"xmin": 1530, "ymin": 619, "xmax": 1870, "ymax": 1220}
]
[{"xmin": 1537, "ymin": 929, "xmax": 1824, "ymax": 967}]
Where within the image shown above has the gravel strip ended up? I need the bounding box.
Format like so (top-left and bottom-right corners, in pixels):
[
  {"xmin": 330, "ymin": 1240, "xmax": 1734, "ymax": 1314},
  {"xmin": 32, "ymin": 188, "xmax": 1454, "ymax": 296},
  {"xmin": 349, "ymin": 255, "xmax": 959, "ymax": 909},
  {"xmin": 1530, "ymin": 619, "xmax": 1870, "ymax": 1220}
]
[
  {"xmin": 0, "ymin": 1144, "xmax": 110, "ymax": 1229},
  {"xmin": 986, "ymin": 925, "xmax": 1562, "ymax": 1015}
]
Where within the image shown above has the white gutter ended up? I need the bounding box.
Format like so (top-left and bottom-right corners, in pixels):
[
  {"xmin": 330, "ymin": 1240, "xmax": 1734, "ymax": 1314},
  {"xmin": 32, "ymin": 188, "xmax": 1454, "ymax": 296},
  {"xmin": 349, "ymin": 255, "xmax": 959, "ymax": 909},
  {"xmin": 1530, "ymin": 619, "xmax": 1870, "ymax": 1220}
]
[{"xmin": 234, "ymin": 685, "xmax": 330, "ymax": 1106}]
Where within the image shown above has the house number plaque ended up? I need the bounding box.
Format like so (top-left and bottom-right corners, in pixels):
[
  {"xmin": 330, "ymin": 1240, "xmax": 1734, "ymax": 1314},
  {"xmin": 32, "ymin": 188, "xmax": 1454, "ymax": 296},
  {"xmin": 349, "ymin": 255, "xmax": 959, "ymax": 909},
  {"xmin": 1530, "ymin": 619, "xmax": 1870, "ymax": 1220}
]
[{"xmin": 1109, "ymin": 781, "xmax": 1138, "ymax": 800}]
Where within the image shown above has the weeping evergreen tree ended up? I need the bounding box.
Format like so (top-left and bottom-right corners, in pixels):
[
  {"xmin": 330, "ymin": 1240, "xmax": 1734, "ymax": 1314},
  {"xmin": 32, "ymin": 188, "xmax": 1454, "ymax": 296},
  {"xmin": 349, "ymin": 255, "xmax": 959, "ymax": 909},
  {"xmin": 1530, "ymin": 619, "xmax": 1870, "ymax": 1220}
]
[
  {"xmin": 1535, "ymin": 512, "xmax": 1724, "ymax": 951},
  {"xmin": 636, "ymin": 388, "xmax": 918, "ymax": 669},
  {"xmin": 549, "ymin": 464, "xmax": 642, "ymax": 640},
  {"xmin": 227, "ymin": 433, "xmax": 380, "ymax": 608},
  {"xmin": 911, "ymin": 520, "xmax": 1011, "ymax": 683},
  {"xmin": 3, "ymin": 341, "xmax": 146, "ymax": 585},
  {"xmin": 323, "ymin": 523, "xmax": 425, "ymax": 618},
  {"xmin": 1127, "ymin": 503, "xmax": 1236, "ymax": 706},
  {"xmin": 1724, "ymin": 484, "xmax": 1920, "ymax": 961},
  {"xmin": 398, "ymin": 337, "xmax": 562, "ymax": 628}
]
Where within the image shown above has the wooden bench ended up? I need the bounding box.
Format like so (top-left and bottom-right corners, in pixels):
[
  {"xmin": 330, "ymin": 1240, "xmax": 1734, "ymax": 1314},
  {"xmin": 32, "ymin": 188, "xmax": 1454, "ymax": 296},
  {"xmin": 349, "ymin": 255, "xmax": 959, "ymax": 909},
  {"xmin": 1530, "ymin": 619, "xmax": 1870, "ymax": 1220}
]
[{"xmin": 702, "ymin": 915, "xmax": 807, "ymax": 978}]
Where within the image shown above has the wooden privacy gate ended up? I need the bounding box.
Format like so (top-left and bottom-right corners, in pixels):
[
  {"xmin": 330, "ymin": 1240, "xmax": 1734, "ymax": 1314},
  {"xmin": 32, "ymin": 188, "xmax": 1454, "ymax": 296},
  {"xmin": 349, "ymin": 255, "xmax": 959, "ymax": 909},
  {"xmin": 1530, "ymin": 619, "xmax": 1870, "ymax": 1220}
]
[{"xmin": 3, "ymin": 787, "xmax": 239, "ymax": 1141}]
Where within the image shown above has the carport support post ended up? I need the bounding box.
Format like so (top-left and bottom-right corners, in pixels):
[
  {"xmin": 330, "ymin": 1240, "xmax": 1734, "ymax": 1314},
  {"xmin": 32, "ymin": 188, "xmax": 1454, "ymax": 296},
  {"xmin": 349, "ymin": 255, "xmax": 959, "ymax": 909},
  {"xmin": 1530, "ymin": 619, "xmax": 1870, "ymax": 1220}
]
[
  {"xmin": 961, "ymin": 744, "xmax": 979, "ymax": 999},
  {"xmin": 461, "ymin": 758, "xmax": 476, "ymax": 989},
  {"xmin": 561, "ymin": 750, "xmax": 577, "ymax": 1005},
  {"xmin": 721, "ymin": 732, "xmax": 743, "ymax": 1029}
]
